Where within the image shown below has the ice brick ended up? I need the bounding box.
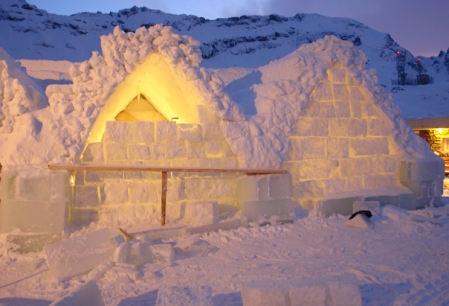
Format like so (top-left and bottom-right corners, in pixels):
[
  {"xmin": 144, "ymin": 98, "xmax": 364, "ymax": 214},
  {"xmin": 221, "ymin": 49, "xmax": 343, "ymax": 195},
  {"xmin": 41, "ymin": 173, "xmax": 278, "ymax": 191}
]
[
  {"xmin": 349, "ymin": 138, "xmax": 389, "ymax": 156},
  {"xmin": 155, "ymin": 121, "xmax": 176, "ymax": 142},
  {"xmin": 241, "ymin": 281, "xmax": 289, "ymax": 306},
  {"xmin": 241, "ymin": 275, "xmax": 361, "ymax": 306},
  {"xmin": 128, "ymin": 144, "xmax": 151, "ymax": 160},
  {"xmin": 205, "ymin": 141, "xmax": 222, "ymax": 157},
  {"xmin": 292, "ymin": 118, "xmax": 328, "ymax": 137},
  {"xmin": 6, "ymin": 233, "xmax": 61, "ymax": 254},
  {"xmin": 18, "ymin": 176, "xmax": 51, "ymax": 201},
  {"xmin": 82, "ymin": 142, "xmax": 103, "ymax": 163},
  {"xmin": 289, "ymin": 285, "xmax": 329, "ymax": 306},
  {"xmin": 290, "ymin": 275, "xmax": 361, "ymax": 306},
  {"xmin": 185, "ymin": 218, "xmax": 241, "ymax": 235},
  {"xmin": 0, "ymin": 172, "xmax": 16, "ymax": 200},
  {"xmin": 45, "ymin": 228, "xmax": 115, "ymax": 279},
  {"xmin": 185, "ymin": 202, "xmax": 218, "ymax": 225},
  {"xmin": 133, "ymin": 121, "xmax": 154, "ymax": 143},
  {"xmin": 103, "ymin": 180, "xmax": 128, "ymax": 204},
  {"xmin": 352, "ymin": 201, "xmax": 380, "ymax": 215},
  {"xmin": 105, "ymin": 143, "xmax": 128, "ymax": 160},
  {"xmin": 110, "ymin": 234, "xmax": 125, "ymax": 247},
  {"xmin": 177, "ymin": 123, "xmax": 202, "ymax": 141},
  {"xmin": 104, "ymin": 121, "xmax": 134, "ymax": 142},
  {"xmin": 202, "ymin": 123, "xmax": 223, "ymax": 140},
  {"xmin": 150, "ymin": 244, "xmax": 174, "ymax": 266},
  {"xmin": 51, "ymin": 171, "xmax": 70, "ymax": 201},
  {"xmin": 186, "ymin": 141, "xmax": 206, "ymax": 159},
  {"xmin": 317, "ymin": 197, "xmax": 360, "ymax": 217},
  {"xmin": 113, "ymin": 241, "xmax": 130, "ymax": 263},
  {"xmin": 399, "ymin": 160, "xmax": 445, "ymax": 182},
  {"xmin": 236, "ymin": 175, "xmax": 267, "ymax": 201},
  {"xmin": 330, "ymin": 67, "xmax": 347, "ymax": 83},
  {"xmin": 49, "ymin": 280, "xmax": 105, "ymax": 306},
  {"xmin": 0, "ymin": 200, "xmax": 66, "ymax": 233},
  {"xmin": 327, "ymin": 275, "xmax": 362, "ymax": 306},
  {"xmin": 87, "ymin": 260, "xmax": 113, "ymax": 280},
  {"xmin": 381, "ymin": 205, "xmax": 409, "ymax": 222},
  {"xmin": 156, "ymin": 286, "xmax": 212, "ymax": 306},
  {"xmin": 329, "ymin": 119, "xmax": 366, "ymax": 137},
  {"xmin": 129, "ymin": 241, "xmax": 152, "ymax": 266},
  {"xmin": 240, "ymin": 198, "xmax": 293, "ymax": 223},
  {"xmin": 133, "ymin": 226, "xmax": 187, "ymax": 241},
  {"xmin": 165, "ymin": 140, "xmax": 187, "ymax": 159}
]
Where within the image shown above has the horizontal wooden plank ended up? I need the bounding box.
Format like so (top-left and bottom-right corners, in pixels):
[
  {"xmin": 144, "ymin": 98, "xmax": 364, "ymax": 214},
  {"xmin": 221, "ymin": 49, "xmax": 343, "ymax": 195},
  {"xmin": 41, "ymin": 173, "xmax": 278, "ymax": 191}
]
[{"xmin": 48, "ymin": 163, "xmax": 288, "ymax": 175}]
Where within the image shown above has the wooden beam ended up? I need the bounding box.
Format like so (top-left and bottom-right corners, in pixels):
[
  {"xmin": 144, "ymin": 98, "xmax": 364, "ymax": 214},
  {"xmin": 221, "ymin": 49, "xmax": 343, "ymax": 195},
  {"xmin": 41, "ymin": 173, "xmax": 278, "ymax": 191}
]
[
  {"xmin": 48, "ymin": 163, "xmax": 289, "ymax": 226},
  {"xmin": 48, "ymin": 164, "xmax": 288, "ymax": 175},
  {"xmin": 161, "ymin": 171, "xmax": 167, "ymax": 226}
]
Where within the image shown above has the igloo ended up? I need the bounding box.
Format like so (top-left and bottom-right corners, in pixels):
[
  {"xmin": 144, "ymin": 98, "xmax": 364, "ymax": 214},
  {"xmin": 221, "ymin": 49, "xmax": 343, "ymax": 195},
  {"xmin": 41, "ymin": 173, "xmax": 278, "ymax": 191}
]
[{"xmin": 0, "ymin": 25, "xmax": 444, "ymax": 248}]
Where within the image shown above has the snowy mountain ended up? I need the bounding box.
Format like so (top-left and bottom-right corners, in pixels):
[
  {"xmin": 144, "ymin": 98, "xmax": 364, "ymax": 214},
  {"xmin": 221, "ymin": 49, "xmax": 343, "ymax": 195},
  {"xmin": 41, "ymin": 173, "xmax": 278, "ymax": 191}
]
[{"xmin": 1, "ymin": 0, "xmax": 448, "ymax": 119}]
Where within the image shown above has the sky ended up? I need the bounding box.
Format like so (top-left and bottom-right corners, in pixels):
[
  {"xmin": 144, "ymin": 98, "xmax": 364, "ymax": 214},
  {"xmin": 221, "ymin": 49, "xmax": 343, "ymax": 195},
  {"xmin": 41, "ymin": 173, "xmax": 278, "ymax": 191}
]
[{"xmin": 26, "ymin": 0, "xmax": 449, "ymax": 57}]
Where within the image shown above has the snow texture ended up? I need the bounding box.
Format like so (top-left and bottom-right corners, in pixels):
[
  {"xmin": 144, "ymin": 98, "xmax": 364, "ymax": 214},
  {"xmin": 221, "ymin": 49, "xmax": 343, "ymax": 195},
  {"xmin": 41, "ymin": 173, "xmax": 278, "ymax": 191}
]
[{"xmin": 0, "ymin": 29, "xmax": 437, "ymax": 171}]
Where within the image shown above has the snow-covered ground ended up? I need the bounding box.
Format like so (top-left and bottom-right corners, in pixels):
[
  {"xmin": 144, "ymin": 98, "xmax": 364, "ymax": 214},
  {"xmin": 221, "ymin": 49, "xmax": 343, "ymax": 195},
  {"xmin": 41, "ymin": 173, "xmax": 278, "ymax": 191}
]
[
  {"xmin": 390, "ymin": 82, "xmax": 449, "ymax": 120},
  {"xmin": 1, "ymin": 201, "xmax": 449, "ymax": 305}
]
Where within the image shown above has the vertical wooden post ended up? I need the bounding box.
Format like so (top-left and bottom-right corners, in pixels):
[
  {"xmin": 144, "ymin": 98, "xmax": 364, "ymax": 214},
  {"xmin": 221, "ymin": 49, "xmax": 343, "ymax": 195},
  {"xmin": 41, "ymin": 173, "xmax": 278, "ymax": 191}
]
[{"xmin": 161, "ymin": 171, "xmax": 167, "ymax": 226}]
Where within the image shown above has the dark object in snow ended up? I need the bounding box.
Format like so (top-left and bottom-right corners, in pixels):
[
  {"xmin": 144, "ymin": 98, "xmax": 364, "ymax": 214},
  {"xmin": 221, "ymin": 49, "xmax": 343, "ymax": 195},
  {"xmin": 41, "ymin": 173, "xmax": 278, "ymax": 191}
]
[{"xmin": 349, "ymin": 210, "xmax": 373, "ymax": 220}]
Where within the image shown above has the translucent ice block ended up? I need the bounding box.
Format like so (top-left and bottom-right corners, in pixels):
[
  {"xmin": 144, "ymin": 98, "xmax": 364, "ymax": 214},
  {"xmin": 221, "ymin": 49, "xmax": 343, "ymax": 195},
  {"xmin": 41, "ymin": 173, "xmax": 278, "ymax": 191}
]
[
  {"xmin": 45, "ymin": 228, "xmax": 115, "ymax": 279},
  {"xmin": 241, "ymin": 281, "xmax": 289, "ymax": 306},
  {"xmin": 128, "ymin": 241, "xmax": 152, "ymax": 266},
  {"xmin": 240, "ymin": 198, "xmax": 293, "ymax": 223},
  {"xmin": 352, "ymin": 201, "xmax": 380, "ymax": 215},
  {"xmin": 0, "ymin": 200, "xmax": 66, "ymax": 234},
  {"xmin": 185, "ymin": 202, "xmax": 218, "ymax": 225},
  {"xmin": 50, "ymin": 280, "xmax": 105, "ymax": 306},
  {"xmin": 150, "ymin": 244, "xmax": 174, "ymax": 266}
]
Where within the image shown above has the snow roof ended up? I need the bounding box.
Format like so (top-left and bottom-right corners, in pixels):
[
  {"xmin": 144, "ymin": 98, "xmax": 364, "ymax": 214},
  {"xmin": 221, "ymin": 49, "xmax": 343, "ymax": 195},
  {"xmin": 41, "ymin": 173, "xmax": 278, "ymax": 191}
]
[{"xmin": 0, "ymin": 25, "xmax": 439, "ymax": 168}]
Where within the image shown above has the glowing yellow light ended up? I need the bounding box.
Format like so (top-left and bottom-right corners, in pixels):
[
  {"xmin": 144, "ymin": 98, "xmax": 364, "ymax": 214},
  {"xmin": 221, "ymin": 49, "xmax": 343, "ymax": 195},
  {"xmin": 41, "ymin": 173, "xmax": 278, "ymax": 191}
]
[
  {"xmin": 85, "ymin": 53, "xmax": 206, "ymax": 145},
  {"xmin": 437, "ymin": 128, "xmax": 443, "ymax": 134}
]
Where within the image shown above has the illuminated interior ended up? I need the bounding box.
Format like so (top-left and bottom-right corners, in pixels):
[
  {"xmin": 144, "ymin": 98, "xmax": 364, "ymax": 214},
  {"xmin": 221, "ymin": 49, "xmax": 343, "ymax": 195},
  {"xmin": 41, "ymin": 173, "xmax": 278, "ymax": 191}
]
[
  {"xmin": 85, "ymin": 53, "xmax": 208, "ymax": 144},
  {"xmin": 115, "ymin": 95, "xmax": 167, "ymax": 122}
]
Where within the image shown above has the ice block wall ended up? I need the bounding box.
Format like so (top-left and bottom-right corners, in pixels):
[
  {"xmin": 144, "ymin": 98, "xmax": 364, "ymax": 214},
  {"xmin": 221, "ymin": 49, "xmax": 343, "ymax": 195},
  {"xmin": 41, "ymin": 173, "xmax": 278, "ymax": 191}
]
[
  {"xmin": 284, "ymin": 66, "xmax": 416, "ymax": 210},
  {"xmin": 74, "ymin": 120, "xmax": 239, "ymax": 226},
  {"xmin": 0, "ymin": 170, "xmax": 69, "ymax": 233}
]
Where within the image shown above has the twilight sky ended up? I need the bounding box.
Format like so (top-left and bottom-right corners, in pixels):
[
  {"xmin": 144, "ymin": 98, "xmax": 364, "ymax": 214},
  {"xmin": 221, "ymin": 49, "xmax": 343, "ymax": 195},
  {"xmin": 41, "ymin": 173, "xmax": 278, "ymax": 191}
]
[{"xmin": 27, "ymin": 0, "xmax": 448, "ymax": 57}]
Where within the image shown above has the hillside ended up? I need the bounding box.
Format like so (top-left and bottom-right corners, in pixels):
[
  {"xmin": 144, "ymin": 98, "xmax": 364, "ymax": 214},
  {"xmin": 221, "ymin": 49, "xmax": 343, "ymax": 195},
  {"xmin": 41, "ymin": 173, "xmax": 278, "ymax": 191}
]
[{"xmin": 0, "ymin": 0, "xmax": 448, "ymax": 119}]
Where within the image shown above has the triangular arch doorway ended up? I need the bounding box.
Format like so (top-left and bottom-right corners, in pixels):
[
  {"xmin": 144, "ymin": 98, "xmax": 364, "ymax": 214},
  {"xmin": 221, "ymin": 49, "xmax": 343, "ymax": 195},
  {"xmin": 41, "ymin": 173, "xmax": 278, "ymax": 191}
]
[
  {"xmin": 115, "ymin": 94, "xmax": 167, "ymax": 122},
  {"xmin": 86, "ymin": 52, "xmax": 209, "ymax": 144}
]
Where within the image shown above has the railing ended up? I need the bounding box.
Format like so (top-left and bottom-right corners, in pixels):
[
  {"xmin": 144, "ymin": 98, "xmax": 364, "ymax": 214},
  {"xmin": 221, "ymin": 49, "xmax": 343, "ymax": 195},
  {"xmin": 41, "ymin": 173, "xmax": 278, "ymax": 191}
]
[{"xmin": 48, "ymin": 164, "xmax": 288, "ymax": 226}]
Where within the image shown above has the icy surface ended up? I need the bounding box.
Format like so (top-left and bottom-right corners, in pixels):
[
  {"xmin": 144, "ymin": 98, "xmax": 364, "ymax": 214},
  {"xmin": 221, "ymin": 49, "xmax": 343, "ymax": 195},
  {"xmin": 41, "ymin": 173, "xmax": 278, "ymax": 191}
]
[
  {"xmin": 44, "ymin": 228, "xmax": 115, "ymax": 279},
  {"xmin": 49, "ymin": 280, "xmax": 105, "ymax": 306},
  {"xmin": 1, "ymin": 202, "xmax": 449, "ymax": 304}
]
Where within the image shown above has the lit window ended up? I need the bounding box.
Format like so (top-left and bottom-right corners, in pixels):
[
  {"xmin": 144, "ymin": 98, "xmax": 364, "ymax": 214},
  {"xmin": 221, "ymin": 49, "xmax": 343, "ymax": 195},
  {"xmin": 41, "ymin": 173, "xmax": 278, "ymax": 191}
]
[{"xmin": 442, "ymin": 138, "xmax": 449, "ymax": 152}]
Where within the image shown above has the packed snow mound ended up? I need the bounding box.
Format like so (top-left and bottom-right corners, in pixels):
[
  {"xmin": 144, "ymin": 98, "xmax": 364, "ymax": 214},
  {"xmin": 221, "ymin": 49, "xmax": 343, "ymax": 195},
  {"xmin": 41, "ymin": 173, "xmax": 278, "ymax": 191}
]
[
  {"xmin": 0, "ymin": 29, "xmax": 439, "ymax": 168},
  {"xmin": 45, "ymin": 25, "xmax": 245, "ymax": 163},
  {"xmin": 0, "ymin": 47, "xmax": 47, "ymax": 134},
  {"xmin": 221, "ymin": 35, "xmax": 438, "ymax": 168}
]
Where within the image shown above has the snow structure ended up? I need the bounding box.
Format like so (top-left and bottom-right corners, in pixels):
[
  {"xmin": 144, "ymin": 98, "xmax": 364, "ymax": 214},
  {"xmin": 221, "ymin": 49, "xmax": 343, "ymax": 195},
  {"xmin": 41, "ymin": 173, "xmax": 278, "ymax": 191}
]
[{"xmin": 0, "ymin": 25, "xmax": 445, "ymax": 248}]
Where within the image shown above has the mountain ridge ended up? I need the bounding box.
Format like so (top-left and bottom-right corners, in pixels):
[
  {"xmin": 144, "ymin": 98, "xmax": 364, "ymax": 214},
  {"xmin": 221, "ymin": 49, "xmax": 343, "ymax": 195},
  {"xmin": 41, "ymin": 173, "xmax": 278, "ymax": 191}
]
[{"xmin": 0, "ymin": 0, "xmax": 448, "ymax": 88}]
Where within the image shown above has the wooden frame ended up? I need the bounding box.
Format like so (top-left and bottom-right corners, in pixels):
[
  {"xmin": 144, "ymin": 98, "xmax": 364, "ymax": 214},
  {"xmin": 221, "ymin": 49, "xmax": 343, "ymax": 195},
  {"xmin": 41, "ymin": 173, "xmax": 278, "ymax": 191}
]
[{"xmin": 48, "ymin": 164, "xmax": 288, "ymax": 226}]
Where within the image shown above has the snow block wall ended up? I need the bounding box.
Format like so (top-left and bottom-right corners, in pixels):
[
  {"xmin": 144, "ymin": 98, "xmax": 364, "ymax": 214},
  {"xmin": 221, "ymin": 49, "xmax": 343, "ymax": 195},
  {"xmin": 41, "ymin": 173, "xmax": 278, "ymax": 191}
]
[
  {"xmin": 285, "ymin": 66, "xmax": 402, "ymax": 209},
  {"xmin": 74, "ymin": 120, "xmax": 239, "ymax": 227},
  {"xmin": 0, "ymin": 24, "xmax": 445, "ymax": 231}
]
